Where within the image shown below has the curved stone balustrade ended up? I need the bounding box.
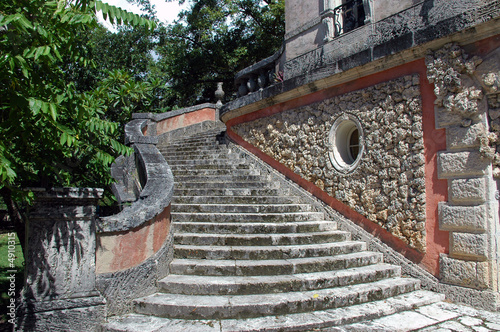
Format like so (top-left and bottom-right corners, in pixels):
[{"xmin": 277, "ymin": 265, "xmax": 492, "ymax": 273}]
[{"xmin": 95, "ymin": 118, "xmax": 175, "ymax": 315}]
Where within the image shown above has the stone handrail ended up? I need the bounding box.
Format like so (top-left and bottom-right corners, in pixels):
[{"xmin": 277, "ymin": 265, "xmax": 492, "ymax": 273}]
[{"xmin": 98, "ymin": 119, "xmax": 174, "ymax": 233}]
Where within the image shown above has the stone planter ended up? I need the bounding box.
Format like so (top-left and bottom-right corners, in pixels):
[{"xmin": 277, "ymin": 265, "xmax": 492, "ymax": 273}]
[{"xmin": 18, "ymin": 188, "xmax": 106, "ymax": 332}]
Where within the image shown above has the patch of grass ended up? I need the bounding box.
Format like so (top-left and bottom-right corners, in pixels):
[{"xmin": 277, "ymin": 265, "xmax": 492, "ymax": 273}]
[{"xmin": 0, "ymin": 232, "xmax": 24, "ymax": 322}]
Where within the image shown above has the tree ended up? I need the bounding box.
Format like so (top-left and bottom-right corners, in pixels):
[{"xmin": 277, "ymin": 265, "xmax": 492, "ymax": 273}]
[
  {"xmin": 0, "ymin": 0, "xmax": 154, "ymax": 245},
  {"xmin": 157, "ymin": 0, "xmax": 285, "ymax": 107}
]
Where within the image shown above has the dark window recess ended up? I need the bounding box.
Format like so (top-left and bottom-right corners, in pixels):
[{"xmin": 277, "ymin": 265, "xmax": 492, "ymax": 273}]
[
  {"xmin": 348, "ymin": 128, "xmax": 360, "ymax": 162},
  {"xmin": 335, "ymin": 0, "xmax": 366, "ymax": 36}
]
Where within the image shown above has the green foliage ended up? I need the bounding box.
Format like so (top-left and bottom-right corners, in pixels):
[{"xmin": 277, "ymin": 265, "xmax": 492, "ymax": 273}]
[
  {"xmin": 157, "ymin": 0, "xmax": 285, "ymax": 107},
  {"xmin": 90, "ymin": 69, "xmax": 167, "ymax": 133},
  {"xmin": 0, "ymin": 0, "xmax": 155, "ymax": 201}
]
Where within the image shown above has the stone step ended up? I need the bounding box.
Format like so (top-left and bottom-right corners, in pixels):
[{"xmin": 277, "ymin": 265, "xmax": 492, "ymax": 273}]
[
  {"xmin": 133, "ymin": 277, "xmax": 420, "ymax": 320},
  {"xmin": 172, "ymin": 195, "xmax": 301, "ymax": 205},
  {"xmin": 159, "ymin": 264, "xmax": 401, "ymax": 296},
  {"xmin": 171, "ymin": 211, "xmax": 325, "ymax": 223},
  {"xmin": 172, "ymin": 174, "xmax": 269, "ymax": 183},
  {"xmin": 174, "ymin": 241, "xmax": 366, "ymax": 260},
  {"xmin": 172, "ymin": 220, "xmax": 336, "ymax": 234},
  {"xmin": 167, "ymin": 136, "xmax": 219, "ymax": 144},
  {"xmin": 102, "ymin": 291, "xmax": 443, "ymax": 332},
  {"xmin": 172, "ymin": 203, "xmax": 312, "ymax": 213},
  {"xmin": 169, "ymin": 163, "xmax": 252, "ymax": 171},
  {"xmin": 161, "ymin": 140, "xmax": 219, "ymax": 149},
  {"xmin": 173, "ymin": 230, "xmax": 349, "ymax": 246},
  {"xmin": 174, "ymin": 181, "xmax": 279, "ymax": 189},
  {"xmin": 167, "ymin": 158, "xmax": 245, "ymax": 166},
  {"xmin": 160, "ymin": 145, "xmax": 225, "ymax": 154},
  {"xmin": 169, "ymin": 251, "xmax": 383, "ymax": 276},
  {"xmin": 171, "ymin": 168, "xmax": 261, "ymax": 177},
  {"xmin": 164, "ymin": 151, "xmax": 241, "ymax": 161},
  {"xmin": 173, "ymin": 188, "xmax": 289, "ymax": 197},
  {"xmin": 171, "ymin": 167, "xmax": 258, "ymax": 177}
]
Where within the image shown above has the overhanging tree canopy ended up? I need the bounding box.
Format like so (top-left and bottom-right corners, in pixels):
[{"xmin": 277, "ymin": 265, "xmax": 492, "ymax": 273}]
[
  {"xmin": 157, "ymin": 0, "xmax": 285, "ymax": 107},
  {"xmin": 0, "ymin": 0, "xmax": 155, "ymax": 238}
]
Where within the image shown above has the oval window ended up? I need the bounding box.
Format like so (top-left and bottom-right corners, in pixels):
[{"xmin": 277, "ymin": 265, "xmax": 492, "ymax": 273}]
[{"xmin": 328, "ymin": 114, "xmax": 364, "ymax": 174}]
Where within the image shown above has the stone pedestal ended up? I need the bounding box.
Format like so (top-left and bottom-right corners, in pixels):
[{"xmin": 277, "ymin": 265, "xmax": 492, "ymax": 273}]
[{"xmin": 18, "ymin": 188, "xmax": 106, "ymax": 332}]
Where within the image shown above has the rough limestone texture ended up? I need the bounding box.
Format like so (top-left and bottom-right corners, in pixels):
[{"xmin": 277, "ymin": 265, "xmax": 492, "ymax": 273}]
[
  {"xmin": 438, "ymin": 203, "xmax": 487, "ymax": 233},
  {"xmin": 440, "ymin": 254, "xmax": 490, "ymax": 289},
  {"xmin": 474, "ymin": 46, "xmax": 500, "ymax": 178},
  {"xmin": 234, "ymin": 75, "xmax": 427, "ymax": 252},
  {"xmin": 450, "ymin": 232, "xmax": 488, "ymax": 260},
  {"xmin": 448, "ymin": 178, "xmax": 487, "ymax": 204}
]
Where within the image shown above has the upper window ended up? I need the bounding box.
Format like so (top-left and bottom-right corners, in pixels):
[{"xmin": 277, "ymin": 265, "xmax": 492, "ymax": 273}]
[{"xmin": 342, "ymin": 0, "xmax": 366, "ymax": 34}]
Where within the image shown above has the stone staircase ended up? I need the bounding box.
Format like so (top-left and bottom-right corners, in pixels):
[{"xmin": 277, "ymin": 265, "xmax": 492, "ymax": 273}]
[{"xmin": 101, "ymin": 129, "xmax": 443, "ymax": 331}]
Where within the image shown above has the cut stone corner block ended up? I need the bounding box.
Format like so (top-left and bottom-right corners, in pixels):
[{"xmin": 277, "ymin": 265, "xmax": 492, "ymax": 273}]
[
  {"xmin": 437, "ymin": 151, "xmax": 490, "ymax": 179},
  {"xmin": 439, "ymin": 254, "xmax": 491, "ymax": 290},
  {"xmin": 446, "ymin": 122, "xmax": 486, "ymax": 151},
  {"xmin": 448, "ymin": 177, "xmax": 487, "ymax": 204},
  {"xmin": 449, "ymin": 232, "xmax": 488, "ymax": 261},
  {"xmin": 438, "ymin": 203, "xmax": 487, "ymax": 233}
]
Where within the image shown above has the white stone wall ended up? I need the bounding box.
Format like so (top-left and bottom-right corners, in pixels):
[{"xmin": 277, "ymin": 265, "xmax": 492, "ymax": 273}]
[{"xmin": 234, "ymin": 75, "xmax": 427, "ymax": 252}]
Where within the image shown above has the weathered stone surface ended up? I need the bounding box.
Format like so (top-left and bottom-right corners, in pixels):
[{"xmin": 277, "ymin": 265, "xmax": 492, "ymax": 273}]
[
  {"xmin": 438, "ymin": 151, "xmax": 490, "ymax": 178},
  {"xmin": 20, "ymin": 188, "xmax": 106, "ymax": 331},
  {"xmin": 448, "ymin": 178, "xmax": 487, "ymax": 204},
  {"xmin": 440, "ymin": 254, "xmax": 490, "ymax": 289},
  {"xmin": 438, "ymin": 203, "xmax": 487, "ymax": 232},
  {"xmin": 18, "ymin": 297, "xmax": 106, "ymax": 332},
  {"xmin": 447, "ymin": 123, "xmax": 487, "ymax": 150},
  {"xmin": 450, "ymin": 232, "xmax": 488, "ymax": 260},
  {"xmin": 25, "ymin": 188, "xmax": 102, "ymax": 302}
]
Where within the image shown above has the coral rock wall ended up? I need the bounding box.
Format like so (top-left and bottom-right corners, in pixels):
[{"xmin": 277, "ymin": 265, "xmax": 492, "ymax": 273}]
[{"xmin": 234, "ymin": 75, "xmax": 427, "ymax": 252}]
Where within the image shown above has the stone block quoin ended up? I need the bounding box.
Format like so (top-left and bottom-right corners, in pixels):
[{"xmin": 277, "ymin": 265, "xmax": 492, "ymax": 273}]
[{"xmin": 430, "ymin": 42, "xmax": 499, "ymax": 292}]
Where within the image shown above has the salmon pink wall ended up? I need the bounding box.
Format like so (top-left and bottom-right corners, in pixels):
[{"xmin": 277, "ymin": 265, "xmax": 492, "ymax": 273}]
[
  {"xmin": 156, "ymin": 108, "xmax": 216, "ymax": 135},
  {"xmin": 96, "ymin": 205, "xmax": 171, "ymax": 274}
]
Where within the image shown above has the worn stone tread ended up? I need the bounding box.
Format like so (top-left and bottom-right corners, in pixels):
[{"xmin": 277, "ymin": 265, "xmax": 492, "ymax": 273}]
[
  {"xmin": 172, "ymin": 220, "xmax": 337, "ymax": 233},
  {"xmin": 133, "ymin": 277, "xmax": 420, "ymax": 319},
  {"xmin": 172, "ymin": 196, "xmax": 302, "ymax": 204},
  {"xmin": 172, "ymin": 175, "xmax": 269, "ymax": 183},
  {"xmin": 102, "ymin": 291, "xmax": 444, "ymax": 332},
  {"xmin": 169, "ymin": 251, "xmax": 383, "ymax": 276},
  {"xmin": 172, "ymin": 211, "xmax": 325, "ymax": 222},
  {"xmin": 172, "ymin": 203, "xmax": 314, "ymax": 213},
  {"xmin": 173, "ymin": 241, "xmax": 366, "ymax": 260},
  {"xmin": 173, "ymin": 188, "xmax": 289, "ymax": 196},
  {"xmin": 159, "ymin": 264, "xmax": 401, "ymax": 295},
  {"xmin": 174, "ymin": 230, "xmax": 349, "ymax": 246}
]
